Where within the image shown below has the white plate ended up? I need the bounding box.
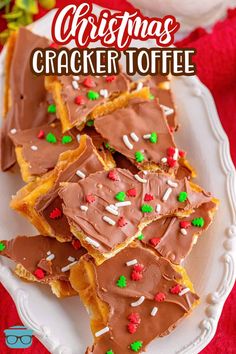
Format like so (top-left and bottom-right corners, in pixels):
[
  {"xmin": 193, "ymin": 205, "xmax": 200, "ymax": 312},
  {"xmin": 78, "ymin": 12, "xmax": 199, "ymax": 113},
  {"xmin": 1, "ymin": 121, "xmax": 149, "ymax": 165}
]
[{"xmin": 0, "ymin": 7, "xmax": 236, "ymax": 354}]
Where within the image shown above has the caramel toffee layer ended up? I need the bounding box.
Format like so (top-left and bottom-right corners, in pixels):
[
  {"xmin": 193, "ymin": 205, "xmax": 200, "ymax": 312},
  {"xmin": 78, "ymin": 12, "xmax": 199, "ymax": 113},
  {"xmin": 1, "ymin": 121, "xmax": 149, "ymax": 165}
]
[
  {"xmin": 59, "ymin": 168, "xmax": 212, "ymax": 254},
  {"xmin": 9, "ymin": 121, "xmax": 79, "ymax": 176},
  {"xmin": 80, "ymin": 245, "xmax": 199, "ymax": 354},
  {"xmin": 141, "ymin": 201, "xmax": 217, "ymax": 264},
  {"xmin": 1, "ymin": 27, "xmax": 55, "ymax": 171},
  {"xmin": 59, "ymin": 73, "xmax": 129, "ymax": 125},
  {"xmin": 0, "ymin": 235, "xmax": 86, "ymax": 283},
  {"xmin": 35, "ymin": 136, "xmax": 104, "ymax": 241},
  {"xmin": 94, "ymin": 98, "xmax": 179, "ymax": 172}
]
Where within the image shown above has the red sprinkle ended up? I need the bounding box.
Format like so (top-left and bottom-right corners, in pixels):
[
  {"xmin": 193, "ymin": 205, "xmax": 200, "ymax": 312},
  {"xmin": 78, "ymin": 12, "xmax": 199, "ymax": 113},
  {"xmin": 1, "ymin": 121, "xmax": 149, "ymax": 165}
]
[
  {"xmin": 155, "ymin": 292, "xmax": 166, "ymax": 302},
  {"xmin": 179, "ymin": 221, "xmax": 191, "ymax": 229},
  {"xmin": 72, "ymin": 239, "xmax": 81, "ymax": 250},
  {"xmin": 34, "ymin": 268, "xmax": 45, "ymax": 280},
  {"xmin": 131, "ymin": 271, "xmax": 143, "ymax": 281},
  {"xmin": 127, "ymin": 323, "xmax": 138, "ymax": 334},
  {"xmin": 117, "ymin": 216, "xmax": 128, "ymax": 227},
  {"xmin": 179, "ymin": 150, "xmax": 186, "ymax": 158},
  {"xmin": 167, "ymin": 156, "xmax": 177, "ymax": 168},
  {"xmin": 49, "ymin": 42, "xmax": 58, "ymax": 49},
  {"xmin": 149, "ymin": 237, "xmax": 161, "ymax": 247},
  {"xmin": 170, "ymin": 284, "xmax": 182, "ymax": 295},
  {"xmin": 75, "ymin": 96, "xmax": 85, "ymax": 105},
  {"xmin": 86, "ymin": 194, "xmax": 96, "ymax": 203},
  {"xmin": 106, "ymin": 75, "xmax": 116, "ymax": 82},
  {"xmin": 127, "ymin": 188, "xmax": 137, "ymax": 197},
  {"xmin": 108, "ymin": 170, "xmax": 120, "ymax": 181},
  {"xmin": 133, "ymin": 264, "xmax": 144, "ymax": 272},
  {"xmin": 167, "ymin": 147, "xmax": 175, "ymax": 157},
  {"xmin": 128, "ymin": 313, "xmax": 141, "ymax": 324},
  {"xmin": 49, "ymin": 208, "xmax": 62, "ymax": 219},
  {"xmin": 83, "ymin": 77, "xmax": 95, "ymax": 88},
  {"xmin": 144, "ymin": 193, "xmax": 154, "ymax": 202},
  {"xmin": 37, "ymin": 130, "xmax": 45, "ymax": 139}
]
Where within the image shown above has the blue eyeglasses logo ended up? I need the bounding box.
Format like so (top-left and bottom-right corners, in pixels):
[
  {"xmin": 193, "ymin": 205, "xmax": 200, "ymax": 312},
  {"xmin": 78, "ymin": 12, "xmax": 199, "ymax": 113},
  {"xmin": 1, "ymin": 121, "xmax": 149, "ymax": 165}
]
[{"xmin": 4, "ymin": 325, "xmax": 33, "ymax": 349}]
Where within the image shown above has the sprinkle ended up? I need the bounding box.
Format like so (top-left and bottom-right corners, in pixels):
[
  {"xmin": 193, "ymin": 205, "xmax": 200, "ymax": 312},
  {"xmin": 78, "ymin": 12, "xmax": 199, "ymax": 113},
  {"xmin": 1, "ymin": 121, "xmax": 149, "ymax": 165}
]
[
  {"xmin": 134, "ymin": 174, "xmax": 147, "ymax": 183},
  {"xmin": 62, "ymin": 135, "xmax": 72, "ymax": 144},
  {"xmin": 115, "ymin": 191, "xmax": 126, "ymax": 202},
  {"xmin": 178, "ymin": 191, "xmax": 188, "ymax": 202},
  {"xmin": 136, "ymin": 82, "xmax": 143, "ymax": 91},
  {"xmin": 167, "ymin": 179, "xmax": 178, "ymax": 188},
  {"xmin": 0, "ymin": 242, "xmax": 6, "ymax": 252},
  {"xmin": 95, "ymin": 327, "xmax": 110, "ymax": 337},
  {"xmin": 74, "ymin": 96, "xmax": 85, "ymax": 105},
  {"xmin": 61, "ymin": 261, "xmax": 78, "ymax": 273},
  {"xmin": 103, "ymin": 215, "xmax": 116, "ymax": 226},
  {"xmin": 106, "ymin": 350, "xmax": 114, "ymax": 354},
  {"xmin": 117, "ymin": 216, "xmax": 128, "ymax": 227},
  {"xmin": 156, "ymin": 204, "xmax": 161, "ymax": 213},
  {"xmin": 149, "ymin": 93, "xmax": 155, "ymax": 100},
  {"xmin": 128, "ymin": 323, "xmax": 138, "ymax": 334},
  {"xmin": 83, "ymin": 77, "xmax": 95, "ymax": 88},
  {"xmin": 150, "ymin": 132, "xmax": 158, "ymax": 143},
  {"xmin": 161, "ymin": 104, "xmax": 174, "ymax": 116},
  {"xmin": 155, "ymin": 292, "xmax": 166, "ymax": 302},
  {"xmin": 85, "ymin": 237, "xmax": 100, "ymax": 248},
  {"xmin": 86, "ymin": 194, "xmax": 96, "ymax": 203},
  {"xmin": 130, "ymin": 341, "xmax": 143, "ymax": 352},
  {"xmin": 149, "ymin": 237, "xmax": 161, "ymax": 247},
  {"xmin": 37, "ymin": 130, "xmax": 45, "ymax": 139},
  {"xmin": 49, "ymin": 208, "xmax": 62, "ymax": 219},
  {"xmin": 180, "ymin": 228, "xmax": 187, "ymax": 235},
  {"xmin": 76, "ymin": 134, "xmax": 81, "ymax": 142},
  {"xmin": 115, "ymin": 201, "xmax": 131, "ymax": 207},
  {"xmin": 143, "ymin": 134, "xmax": 151, "ymax": 139},
  {"xmin": 179, "ymin": 287, "xmax": 190, "ymax": 296},
  {"xmin": 162, "ymin": 187, "xmax": 172, "ymax": 201},
  {"xmin": 100, "ymin": 89, "xmax": 109, "ymax": 98},
  {"xmin": 48, "ymin": 104, "xmax": 56, "ymax": 113},
  {"xmin": 151, "ymin": 307, "xmax": 158, "ymax": 316},
  {"xmin": 46, "ymin": 132, "xmax": 57, "ymax": 144},
  {"xmin": 131, "ymin": 271, "xmax": 143, "ymax": 281},
  {"xmin": 135, "ymin": 151, "xmax": 145, "ymax": 163},
  {"xmin": 126, "ymin": 259, "xmax": 138, "ymax": 267},
  {"xmin": 80, "ymin": 205, "xmax": 88, "ymax": 211},
  {"xmin": 128, "ymin": 313, "xmax": 141, "ymax": 324},
  {"xmin": 167, "ymin": 157, "xmax": 176, "ymax": 168},
  {"xmin": 72, "ymin": 239, "xmax": 81, "ymax": 250},
  {"xmin": 68, "ymin": 256, "xmax": 75, "ymax": 262},
  {"xmin": 105, "ymin": 142, "xmax": 116, "ymax": 153},
  {"xmin": 72, "ymin": 80, "xmax": 79, "ymax": 89},
  {"xmin": 34, "ymin": 268, "xmax": 45, "ymax": 280},
  {"xmin": 161, "ymin": 157, "xmax": 167, "ymax": 163},
  {"xmin": 73, "ymin": 75, "xmax": 80, "ymax": 81},
  {"xmin": 167, "ymin": 147, "xmax": 175, "ymax": 156},
  {"xmin": 137, "ymin": 233, "xmax": 144, "ymax": 241},
  {"xmin": 117, "ymin": 275, "xmax": 127, "ymax": 288},
  {"xmin": 30, "ymin": 145, "xmax": 38, "ymax": 151},
  {"xmin": 133, "ymin": 264, "xmax": 144, "ymax": 272},
  {"xmin": 123, "ymin": 135, "xmax": 133, "ymax": 150},
  {"xmin": 131, "ymin": 296, "xmax": 145, "ymax": 307},
  {"xmin": 130, "ymin": 132, "xmax": 139, "ymax": 142},
  {"xmin": 10, "ymin": 128, "xmax": 17, "ymax": 134},
  {"xmin": 141, "ymin": 204, "xmax": 153, "ymax": 213},
  {"xmin": 127, "ymin": 188, "xmax": 137, "ymax": 197},
  {"xmin": 86, "ymin": 120, "xmax": 94, "ymax": 127},
  {"xmin": 173, "ymin": 148, "xmax": 179, "ymax": 161},
  {"xmin": 105, "ymin": 205, "xmax": 119, "ymax": 216},
  {"xmin": 180, "ymin": 221, "xmax": 191, "ymax": 229},
  {"xmin": 108, "ymin": 170, "xmax": 120, "ymax": 181},
  {"xmin": 144, "ymin": 193, "xmax": 154, "ymax": 202},
  {"xmin": 170, "ymin": 284, "xmax": 183, "ymax": 294},
  {"xmin": 106, "ymin": 75, "xmax": 116, "ymax": 82},
  {"xmin": 46, "ymin": 253, "xmax": 55, "ymax": 261},
  {"xmin": 47, "ymin": 251, "xmax": 51, "ymax": 255},
  {"xmin": 87, "ymin": 90, "xmax": 99, "ymax": 100},
  {"xmin": 179, "ymin": 150, "xmax": 186, "ymax": 158},
  {"xmin": 76, "ymin": 170, "xmax": 86, "ymax": 179},
  {"xmin": 192, "ymin": 217, "xmax": 205, "ymax": 227}
]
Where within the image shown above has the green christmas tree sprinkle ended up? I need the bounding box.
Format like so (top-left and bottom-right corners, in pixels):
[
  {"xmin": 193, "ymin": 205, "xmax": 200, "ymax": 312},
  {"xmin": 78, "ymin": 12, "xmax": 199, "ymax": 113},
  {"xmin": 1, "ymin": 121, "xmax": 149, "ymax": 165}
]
[
  {"xmin": 62, "ymin": 135, "xmax": 72, "ymax": 144},
  {"xmin": 106, "ymin": 350, "xmax": 114, "ymax": 354},
  {"xmin": 192, "ymin": 217, "xmax": 205, "ymax": 227},
  {"xmin": 46, "ymin": 132, "xmax": 57, "ymax": 144},
  {"xmin": 116, "ymin": 275, "xmax": 127, "ymax": 288},
  {"xmin": 141, "ymin": 204, "xmax": 154, "ymax": 213},
  {"xmin": 48, "ymin": 104, "xmax": 56, "ymax": 113},
  {"xmin": 150, "ymin": 132, "xmax": 158, "ymax": 144},
  {"xmin": 137, "ymin": 233, "xmax": 144, "ymax": 240},
  {"xmin": 135, "ymin": 151, "xmax": 145, "ymax": 163},
  {"xmin": 149, "ymin": 93, "xmax": 155, "ymax": 100},
  {"xmin": 87, "ymin": 90, "xmax": 100, "ymax": 100},
  {"xmin": 178, "ymin": 191, "xmax": 188, "ymax": 203},
  {"xmin": 0, "ymin": 242, "xmax": 6, "ymax": 252},
  {"xmin": 105, "ymin": 142, "xmax": 115, "ymax": 153},
  {"xmin": 130, "ymin": 341, "xmax": 143, "ymax": 352},
  {"xmin": 115, "ymin": 191, "xmax": 126, "ymax": 202},
  {"xmin": 86, "ymin": 120, "xmax": 94, "ymax": 127}
]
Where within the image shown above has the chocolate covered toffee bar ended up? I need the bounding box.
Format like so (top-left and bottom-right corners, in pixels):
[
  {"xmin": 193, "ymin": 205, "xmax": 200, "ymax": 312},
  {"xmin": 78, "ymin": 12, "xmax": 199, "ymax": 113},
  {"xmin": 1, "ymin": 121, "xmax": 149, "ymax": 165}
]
[
  {"xmin": 70, "ymin": 244, "xmax": 199, "ymax": 354},
  {"xmin": 59, "ymin": 168, "xmax": 215, "ymax": 264},
  {"xmin": 0, "ymin": 235, "xmax": 86, "ymax": 298}
]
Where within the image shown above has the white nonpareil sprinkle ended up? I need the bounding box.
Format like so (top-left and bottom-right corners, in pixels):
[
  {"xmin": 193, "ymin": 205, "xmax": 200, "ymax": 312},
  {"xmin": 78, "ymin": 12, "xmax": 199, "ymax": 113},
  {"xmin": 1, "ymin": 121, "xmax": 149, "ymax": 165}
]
[
  {"xmin": 76, "ymin": 170, "xmax": 86, "ymax": 179},
  {"xmin": 131, "ymin": 296, "xmax": 145, "ymax": 307},
  {"xmin": 143, "ymin": 134, "xmax": 151, "ymax": 139},
  {"xmin": 151, "ymin": 307, "xmax": 158, "ymax": 316},
  {"xmin": 162, "ymin": 187, "xmax": 172, "ymax": 202},
  {"xmin": 73, "ymin": 75, "xmax": 80, "ymax": 81},
  {"xmin": 76, "ymin": 134, "xmax": 81, "ymax": 142},
  {"xmin": 161, "ymin": 104, "xmax": 174, "ymax": 116},
  {"xmin": 143, "ymin": 171, "xmax": 148, "ymax": 175},
  {"xmin": 130, "ymin": 132, "xmax": 139, "ymax": 142},
  {"xmin": 161, "ymin": 157, "xmax": 167, "ymax": 163},
  {"xmin": 126, "ymin": 259, "xmax": 138, "ymax": 267},
  {"xmin": 167, "ymin": 179, "xmax": 178, "ymax": 188},
  {"xmin": 105, "ymin": 205, "xmax": 119, "ymax": 216},
  {"xmin": 68, "ymin": 256, "xmax": 75, "ymax": 262},
  {"xmin": 156, "ymin": 204, "xmax": 161, "ymax": 213},
  {"xmin": 47, "ymin": 251, "xmax": 51, "ymax": 256},
  {"xmin": 180, "ymin": 228, "xmax": 187, "ymax": 236},
  {"xmin": 46, "ymin": 253, "xmax": 55, "ymax": 261},
  {"xmin": 123, "ymin": 135, "xmax": 133, "ymax": 150},
  {"xmin": 103, "ymin": 215, "xmax": 116, "ymax": 226},
  {"xmin": 80, "ymin": 205, "xmax": 88, "ymax": 211},
  {"xmin": 61, "ymin": 261, "xmax": 78, "ymax": 273},
  {"xmin": 179, "ymin": 287, "xmax": 190, "ymax": 296},
  {"xmin": 31, "ymin": 145, "xmax": 38, "ymax": 151},
  {"xmin": 134, "ymin": 174, "xmax": 147, "ymax": 183},
  {"xmin": 100, "ymin": 89, "xmax": 109, "ymax": 98},
  {"xmin": 10, "ymin": 128, "xmax": 17, "ymax": 135},
  {"xmin": 115, "ymin": 201, "xmax": 131, "ymax": 207},
  {"xmin": 136, "ymin": 82, "xmax": 143, "ymax": 91},
  {"xmin": 72, "ymin": 80, "xmax": 79, "ymax": 89},
  {"xmin": 85, "ymin": 237, "xmax": 100, "ymax": 248},
  {"xmin": 173, "ymin": 148, "xmax": 179, "ymax": 161},
  {"xmin": 95, "ymin": 326, "xmax": 110, "ymax": 337}
]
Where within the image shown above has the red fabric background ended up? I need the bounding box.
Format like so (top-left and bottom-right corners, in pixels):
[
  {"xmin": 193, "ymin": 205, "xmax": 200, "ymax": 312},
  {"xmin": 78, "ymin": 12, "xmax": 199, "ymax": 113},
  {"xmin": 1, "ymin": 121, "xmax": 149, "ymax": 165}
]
[{"xmin": 0, "ymin": 1, "xmax": 235, "ymax": 353}]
